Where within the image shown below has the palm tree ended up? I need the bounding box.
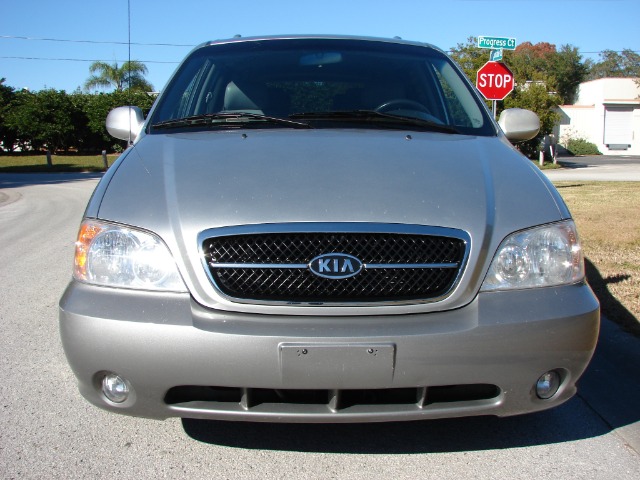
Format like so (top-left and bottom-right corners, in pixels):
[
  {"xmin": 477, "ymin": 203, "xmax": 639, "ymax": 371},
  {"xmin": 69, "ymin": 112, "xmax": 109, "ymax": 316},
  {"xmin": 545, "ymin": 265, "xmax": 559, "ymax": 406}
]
[{"xmin": 84, "ymin": 61, "xmax": 154, "ymax": 92}]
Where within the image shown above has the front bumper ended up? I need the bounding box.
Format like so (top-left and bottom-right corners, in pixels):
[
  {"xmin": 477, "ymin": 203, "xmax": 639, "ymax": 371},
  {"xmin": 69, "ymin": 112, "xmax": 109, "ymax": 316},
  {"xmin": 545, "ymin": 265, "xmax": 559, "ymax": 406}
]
[{"xmin": 59, "ymin": 281, "xmax": 599, "ymax": 422}]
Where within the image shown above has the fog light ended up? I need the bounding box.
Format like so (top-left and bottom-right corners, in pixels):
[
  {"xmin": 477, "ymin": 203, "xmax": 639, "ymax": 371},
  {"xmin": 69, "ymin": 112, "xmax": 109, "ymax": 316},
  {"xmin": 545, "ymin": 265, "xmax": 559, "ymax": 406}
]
[
  {"xmin": 536, "ymin": 371, "xmax": 561, "ymax": 399},
  {"xmin": 102, "ymin": 373, "xmax": 130, "ymax": 403}
]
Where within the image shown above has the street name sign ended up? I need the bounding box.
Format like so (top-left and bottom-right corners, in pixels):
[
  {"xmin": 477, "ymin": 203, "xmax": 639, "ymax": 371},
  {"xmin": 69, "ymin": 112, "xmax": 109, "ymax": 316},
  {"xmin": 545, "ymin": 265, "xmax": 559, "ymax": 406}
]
[
  {"xmin": 477, "ymin": 36, "xmax": 517, "ymax": 50},
  {"xmin": 476, "ymin": 61, "xmax": 514, "ymax": 100},
  {"xmin": 490, "ymin": 49, "xmax": 503, "ymax": 62}
]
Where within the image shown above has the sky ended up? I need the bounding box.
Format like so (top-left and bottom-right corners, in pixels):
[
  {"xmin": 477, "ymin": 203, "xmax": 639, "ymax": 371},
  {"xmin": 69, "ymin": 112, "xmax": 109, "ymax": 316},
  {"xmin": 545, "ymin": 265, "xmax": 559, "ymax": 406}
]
[{"xmin": 1, "ymin": 0, "xmax": 639, "ymax": 93}]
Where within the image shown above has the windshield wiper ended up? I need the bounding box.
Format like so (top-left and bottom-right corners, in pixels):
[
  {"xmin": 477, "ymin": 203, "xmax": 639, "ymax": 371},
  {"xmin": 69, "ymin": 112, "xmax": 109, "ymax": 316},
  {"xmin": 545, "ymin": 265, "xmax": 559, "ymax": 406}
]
[
  {"xmin": 152, "ymin": 112, "xmax": 312, "ymax": 130},
  {"xmin": 289, "ymin": 110, "xmax": 460, "ymax": 134}
]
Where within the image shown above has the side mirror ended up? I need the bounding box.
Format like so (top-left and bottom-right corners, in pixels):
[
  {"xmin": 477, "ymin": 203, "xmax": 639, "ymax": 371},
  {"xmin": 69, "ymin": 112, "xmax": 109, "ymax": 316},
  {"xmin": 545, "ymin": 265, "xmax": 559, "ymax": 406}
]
[
  {"xmin": 106, "ymin": 106, "xmax": 145, "ymax": 142},
  {"xmin": 498, "ymin": 108, "xmax": 540, "ymax": 143}
]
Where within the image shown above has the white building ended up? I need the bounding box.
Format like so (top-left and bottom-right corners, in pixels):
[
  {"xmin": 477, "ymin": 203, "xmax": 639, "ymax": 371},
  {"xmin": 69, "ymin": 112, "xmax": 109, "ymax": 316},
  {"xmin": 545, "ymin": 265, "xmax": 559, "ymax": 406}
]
[{"xmin": 556, "ymin": 78, "xmax": 640, "ymax": 155}]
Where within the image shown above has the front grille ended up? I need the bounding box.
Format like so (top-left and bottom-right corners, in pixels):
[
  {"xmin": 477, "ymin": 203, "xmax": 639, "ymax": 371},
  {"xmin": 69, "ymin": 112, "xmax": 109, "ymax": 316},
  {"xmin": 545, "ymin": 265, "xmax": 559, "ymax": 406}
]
[{"xmin": 201, "ymin": 228, "xmax": 467, "ymax": 304}]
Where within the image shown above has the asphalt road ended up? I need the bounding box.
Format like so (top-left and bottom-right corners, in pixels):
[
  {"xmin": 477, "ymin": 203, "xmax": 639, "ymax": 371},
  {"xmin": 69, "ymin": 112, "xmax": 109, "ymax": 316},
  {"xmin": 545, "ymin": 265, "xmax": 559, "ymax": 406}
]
[{"xmin": 1, "ymin": 173, "xmax": 639, "ymax": 479}]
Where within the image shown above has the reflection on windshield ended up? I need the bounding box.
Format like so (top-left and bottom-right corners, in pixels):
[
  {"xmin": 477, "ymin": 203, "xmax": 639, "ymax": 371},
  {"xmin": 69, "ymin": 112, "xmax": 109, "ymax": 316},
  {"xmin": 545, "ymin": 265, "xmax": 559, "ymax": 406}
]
[{"xmin": 150, "ymin": 39, "xmax": 494, "ymax": 136}]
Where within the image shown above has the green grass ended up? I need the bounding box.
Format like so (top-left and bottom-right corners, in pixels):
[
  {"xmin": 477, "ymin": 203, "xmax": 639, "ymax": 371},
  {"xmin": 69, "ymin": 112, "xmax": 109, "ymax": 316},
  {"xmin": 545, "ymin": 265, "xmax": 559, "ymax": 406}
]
[
  {"xmin": 0, "ymin": 154, "xmax": 120, "ymax": 172},
  {"xmin": 531, "ymin": 159, "xmax": 563, "ymax": 170},
  {"xmin": 554, "ymin": 182, "xmax": 640, "ymax": 335}
]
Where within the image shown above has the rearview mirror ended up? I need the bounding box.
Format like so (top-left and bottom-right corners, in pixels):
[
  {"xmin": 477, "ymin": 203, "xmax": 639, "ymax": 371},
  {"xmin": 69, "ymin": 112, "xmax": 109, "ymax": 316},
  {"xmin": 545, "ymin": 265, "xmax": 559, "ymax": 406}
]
[
  {"xmin": 498, "ymin": 108, "xmax": 540, "ymax": 143},
  {"xmin": 299, "ymin": 52, "xmax": 343, "ymax": 66},
  {"xmin": 106, "ymin": 106, "xmax": 145, "ymax": 143}
]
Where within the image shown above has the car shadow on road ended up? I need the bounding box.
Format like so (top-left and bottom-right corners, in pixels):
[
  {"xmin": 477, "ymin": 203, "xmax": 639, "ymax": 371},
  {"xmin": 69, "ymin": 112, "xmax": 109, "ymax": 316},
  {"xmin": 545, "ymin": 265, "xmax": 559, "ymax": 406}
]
[
  {"xmin": 179, "ymin": 251, "xmax": 640, "ymax": 453},
  {"xmin": 183, "ymin": 326, "xmax": 640, "ymax": 453},
  {"xmin": 585, "ymin": 258, "xmax": 639, "ymax": 337},
  {"xmin": 181, "ymin": 398, "xmax": 608, "ymax": 453}
]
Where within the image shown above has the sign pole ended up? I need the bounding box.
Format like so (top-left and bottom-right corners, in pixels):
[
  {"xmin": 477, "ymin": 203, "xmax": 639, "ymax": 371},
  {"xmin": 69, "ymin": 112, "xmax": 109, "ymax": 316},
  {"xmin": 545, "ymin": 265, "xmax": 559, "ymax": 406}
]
[{"xmin": 492, "ymin": 100, "xmax": 497, "ymax": 119}]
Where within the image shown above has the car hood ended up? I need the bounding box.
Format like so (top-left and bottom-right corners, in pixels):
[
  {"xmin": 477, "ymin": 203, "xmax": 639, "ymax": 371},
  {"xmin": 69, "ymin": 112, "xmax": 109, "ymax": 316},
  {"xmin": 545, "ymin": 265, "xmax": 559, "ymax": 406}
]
[{"xmin": 96, "ymin": 128, "xmax": 568, "ymax": 313}]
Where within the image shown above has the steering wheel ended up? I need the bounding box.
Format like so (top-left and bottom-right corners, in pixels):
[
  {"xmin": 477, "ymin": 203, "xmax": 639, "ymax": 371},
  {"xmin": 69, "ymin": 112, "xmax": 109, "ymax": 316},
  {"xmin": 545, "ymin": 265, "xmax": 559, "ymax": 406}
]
[{"xmin": 375, "ymin": 99, "xmax": 431, "ymax": 114}]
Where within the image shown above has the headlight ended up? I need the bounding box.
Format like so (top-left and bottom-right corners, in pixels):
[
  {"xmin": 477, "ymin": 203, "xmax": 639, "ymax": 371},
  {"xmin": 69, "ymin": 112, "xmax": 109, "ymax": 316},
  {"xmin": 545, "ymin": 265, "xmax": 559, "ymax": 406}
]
[
  {"xmin": 481, "ymin": 220, "xmax": 584, "ymax": 291},
  {"xmin": 74, "ymin": 220, "xmax": 187, "ymax": 292}
]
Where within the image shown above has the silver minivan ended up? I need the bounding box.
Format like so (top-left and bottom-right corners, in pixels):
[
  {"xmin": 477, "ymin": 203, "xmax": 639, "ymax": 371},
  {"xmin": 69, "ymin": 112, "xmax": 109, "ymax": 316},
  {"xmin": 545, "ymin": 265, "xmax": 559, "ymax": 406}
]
[{"xmin": 59, "ymin": 35, "xmax": 599, "ymax": 422}]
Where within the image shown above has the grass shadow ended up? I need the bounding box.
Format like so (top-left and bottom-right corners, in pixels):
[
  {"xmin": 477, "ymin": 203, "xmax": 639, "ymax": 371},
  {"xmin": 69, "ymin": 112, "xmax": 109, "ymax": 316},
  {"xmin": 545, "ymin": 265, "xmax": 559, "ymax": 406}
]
[
  {"xmin": 555, "ymin": 160, "xmax": 590, "ymax": 169},
  {"xmin": 0, "ymin": 171, "xmax": 103, "ymax": 190},
  {"xmin": 0, "ymin": 164, "xmax": 107, "ymax": 173}
]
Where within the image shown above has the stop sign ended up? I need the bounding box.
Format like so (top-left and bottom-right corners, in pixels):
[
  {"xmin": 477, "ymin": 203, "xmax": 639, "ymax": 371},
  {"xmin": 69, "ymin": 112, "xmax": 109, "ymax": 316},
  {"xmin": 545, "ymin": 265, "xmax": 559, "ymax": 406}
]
[{"xmin": 476, "ymin": 61, "xmax": 514, "ymax": 100}]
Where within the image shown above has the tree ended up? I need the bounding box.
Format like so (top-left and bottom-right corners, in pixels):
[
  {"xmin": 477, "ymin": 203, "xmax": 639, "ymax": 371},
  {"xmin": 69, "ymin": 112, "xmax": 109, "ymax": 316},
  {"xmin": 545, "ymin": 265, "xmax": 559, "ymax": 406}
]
[
  {"xmin": 0, "ymin": 78, "xmax": 18, "ymax": 151},
  {"xmin": 84, "ymin": 61, "xmax": 154, "ymax": 92},
  {"xmin": 507, "ymin": 41, "xmax": 557, "ymax": 84},
  {"xmin": 550, "ymin": 45, "xmax": 588, "ymax": 104},
  {"xmin": 588, "ymin": 49, "xmax": 640, "ymax": 79},
  {"xmin": 450, "ymin": 38, "xmax": 587, "ymax": 105},
  {"xmin": 450, "ymin": 38, "xmax": 572, "ymax": 157},
  {"xmin": 449, "ymin": 37, "xmax": 490, "ymax": 82},
  {"xmin": 505, "ymin": 42, "xmax": 587, "ymax": 104}
]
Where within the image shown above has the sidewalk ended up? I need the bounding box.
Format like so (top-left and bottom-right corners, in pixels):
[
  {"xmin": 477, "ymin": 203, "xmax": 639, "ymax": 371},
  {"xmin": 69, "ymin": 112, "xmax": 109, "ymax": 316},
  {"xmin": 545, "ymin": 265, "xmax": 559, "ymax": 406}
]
[
  {"xmin": 543, "ymin": 162, "xmax": 640, "ymax": 181},
  {"xmin": 541, "ymin": 155, "xmax": 640, "ymax": 181}
]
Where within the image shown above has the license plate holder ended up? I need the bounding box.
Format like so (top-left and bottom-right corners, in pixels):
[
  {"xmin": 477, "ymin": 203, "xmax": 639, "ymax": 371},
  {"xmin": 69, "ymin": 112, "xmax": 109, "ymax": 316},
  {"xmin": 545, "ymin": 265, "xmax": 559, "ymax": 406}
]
[{"xmin": 279, "ymin": 343, "xmax": 395, "ymax": 389}]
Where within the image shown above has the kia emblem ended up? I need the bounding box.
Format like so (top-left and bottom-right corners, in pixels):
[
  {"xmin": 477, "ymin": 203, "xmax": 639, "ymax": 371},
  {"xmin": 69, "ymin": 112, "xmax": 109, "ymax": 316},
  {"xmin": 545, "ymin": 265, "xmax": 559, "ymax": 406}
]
[{"xmin": 308, "ymin": 253, "xmax": 364, "ymax": 279}]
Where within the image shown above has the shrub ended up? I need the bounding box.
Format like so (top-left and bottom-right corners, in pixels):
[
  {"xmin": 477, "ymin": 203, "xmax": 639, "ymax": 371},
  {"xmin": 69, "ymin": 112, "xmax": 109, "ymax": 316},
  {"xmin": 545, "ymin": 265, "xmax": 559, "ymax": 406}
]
[
  {"xmin": 503, "ymin": 82, "xmax": 561, "ymax": 159},
  {"xmin": 2, "ymin": 86, "xmax": 155, "ymax": 154},
  {"xmin": 566, "ymin": 138, "xmax": 601, "ymax": 156}
]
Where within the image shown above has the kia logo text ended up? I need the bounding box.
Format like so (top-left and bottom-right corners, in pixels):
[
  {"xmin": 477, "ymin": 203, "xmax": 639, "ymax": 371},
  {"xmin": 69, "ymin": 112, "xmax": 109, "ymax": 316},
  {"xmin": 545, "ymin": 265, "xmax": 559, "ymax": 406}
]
[{"xmin": 309, "ymin": 253, "xmax": 364, "ymax": 279}]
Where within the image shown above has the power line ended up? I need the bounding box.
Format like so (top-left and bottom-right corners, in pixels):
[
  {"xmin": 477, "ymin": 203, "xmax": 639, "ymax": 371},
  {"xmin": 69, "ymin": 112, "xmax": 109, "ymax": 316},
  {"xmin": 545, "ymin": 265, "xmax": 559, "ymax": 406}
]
[
  {"xmin": 0, "ymin": 34, "xmax": 195, "ymax": 47},
  {"xmin": 2, "ymin": 34, "xmax": 637, "ymax": 55},
  {"xmin": 0, "ymin": 56, "xmax": 179, "ymax": 64}
]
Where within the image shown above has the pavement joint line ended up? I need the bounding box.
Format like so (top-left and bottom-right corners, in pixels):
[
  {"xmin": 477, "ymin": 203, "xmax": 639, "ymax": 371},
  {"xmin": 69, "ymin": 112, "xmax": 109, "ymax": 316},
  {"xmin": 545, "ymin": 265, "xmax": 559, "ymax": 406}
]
[{"xmin": 576, "ymin": 390, "xmax": 639, "ymax": 456}]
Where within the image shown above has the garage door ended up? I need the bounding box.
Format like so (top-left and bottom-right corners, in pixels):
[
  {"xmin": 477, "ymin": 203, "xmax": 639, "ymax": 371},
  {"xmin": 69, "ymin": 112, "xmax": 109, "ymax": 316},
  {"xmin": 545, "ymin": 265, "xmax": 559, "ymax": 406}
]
[{"xmin": 604, "ymin": 106, "xmax": 633, "ymax": 149}]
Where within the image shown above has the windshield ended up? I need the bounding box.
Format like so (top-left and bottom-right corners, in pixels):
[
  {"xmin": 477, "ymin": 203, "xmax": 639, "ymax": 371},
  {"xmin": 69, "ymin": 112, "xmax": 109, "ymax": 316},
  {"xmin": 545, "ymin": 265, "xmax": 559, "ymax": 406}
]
[{"xmin": 149, "ymin": 38, "xmax": 495, "ymax": 136}]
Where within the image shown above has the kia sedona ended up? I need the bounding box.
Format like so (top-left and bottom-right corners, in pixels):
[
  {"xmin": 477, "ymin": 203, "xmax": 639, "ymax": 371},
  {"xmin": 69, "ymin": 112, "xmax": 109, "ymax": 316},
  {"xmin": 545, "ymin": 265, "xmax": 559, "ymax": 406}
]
[{"xmin": 59, "ymin": 35, "xmax": 599, "ymax": 423}]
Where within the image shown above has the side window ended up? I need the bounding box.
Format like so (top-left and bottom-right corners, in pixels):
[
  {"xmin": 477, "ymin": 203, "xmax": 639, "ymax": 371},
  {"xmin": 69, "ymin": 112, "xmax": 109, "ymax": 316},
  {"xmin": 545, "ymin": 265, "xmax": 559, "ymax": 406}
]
[
  {"xmin": 154, "ymin": 59, "xmax": 216, "ymax": 121},
  {"xmin": 176, "ymin": 72, "xmax": 201, "ymax": 118},
  {"xmin": 177, "ymin": 60, "xmax": 216, "ymax": 118}
]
